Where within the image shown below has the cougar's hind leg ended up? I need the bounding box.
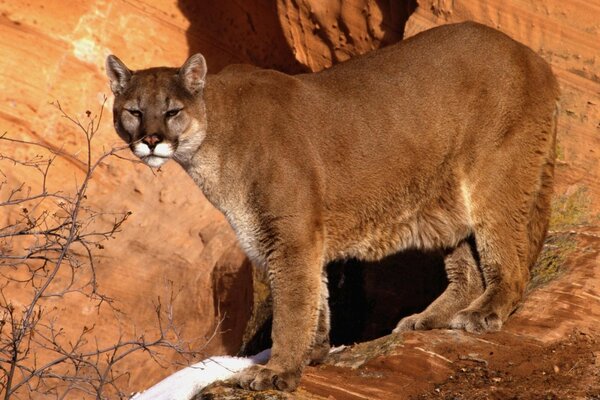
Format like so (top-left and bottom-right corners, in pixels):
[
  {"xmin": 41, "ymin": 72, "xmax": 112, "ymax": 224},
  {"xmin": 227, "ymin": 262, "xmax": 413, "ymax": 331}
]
[
  {"xmin": 451, "ymin": 113, "xmax": 555, "ymax": 333},
  {"xmin": 450, "ymin": 170, "xmax": 534, "ymax": 333},
  {"xmin": 395, "ymin": 239, "xmax": 484, "ymax": 333},
  {"xmin": 450, "ymin": 220, "xmax": 529, "ymax": 333}
]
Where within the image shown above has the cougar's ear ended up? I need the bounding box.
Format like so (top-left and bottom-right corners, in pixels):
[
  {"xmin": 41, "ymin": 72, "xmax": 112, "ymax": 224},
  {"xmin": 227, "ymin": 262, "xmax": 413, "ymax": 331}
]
[
  {"xmin": 106, "ymin": 55, "xmax": 132, "ymax": 96},
  {"xmin": 179, "ymin": 53, "xmax": 207, "ymax": 94}
]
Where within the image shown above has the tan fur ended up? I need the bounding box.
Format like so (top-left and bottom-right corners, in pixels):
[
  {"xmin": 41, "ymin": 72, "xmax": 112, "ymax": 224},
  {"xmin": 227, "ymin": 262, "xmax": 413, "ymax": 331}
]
[{"xmin": 106, "ymin": 22, "xmax": 559, "ymax": 391}]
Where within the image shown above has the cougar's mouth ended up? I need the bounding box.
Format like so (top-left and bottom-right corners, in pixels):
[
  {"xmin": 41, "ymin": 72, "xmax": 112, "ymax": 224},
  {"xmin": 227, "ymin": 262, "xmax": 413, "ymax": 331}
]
[
  {"xmin": 142, "ymin": 155, "xmax": 169, "ymax": 168},
  {"xmin": 132, "ymin": 142, "xmax": 174, "ymax": 168}
]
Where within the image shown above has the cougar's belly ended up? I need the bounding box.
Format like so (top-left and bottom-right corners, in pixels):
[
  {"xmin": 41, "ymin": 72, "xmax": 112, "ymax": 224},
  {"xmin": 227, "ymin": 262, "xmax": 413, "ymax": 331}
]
[{"xmin": 324, "ymin": 190, "xmax": 473, "ymax": 263}]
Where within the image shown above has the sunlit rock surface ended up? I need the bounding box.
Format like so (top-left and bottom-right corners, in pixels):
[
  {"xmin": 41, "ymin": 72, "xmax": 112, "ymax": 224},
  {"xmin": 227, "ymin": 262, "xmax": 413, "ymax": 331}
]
[{"xmin": 0, "ymin": 0, "xmax": 598, "ymax": 397}]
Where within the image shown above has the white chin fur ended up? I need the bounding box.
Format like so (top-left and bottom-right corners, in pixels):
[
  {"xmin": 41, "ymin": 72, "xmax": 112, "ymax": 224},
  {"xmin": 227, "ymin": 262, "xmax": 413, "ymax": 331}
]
[
  {"xmin": 144, "ymin": 156, "xmax": 168, "ymax": 168},
  {"xmin": 134, "ymin": 142, "xmax": 174, "ymax": 168},
  {"xmin": 133, "ymin": 142, "xmax": 151, "ymax": 157},
  {"xmin": 153, "ymin": 142, "xmax": 174, "ymax": 158}
]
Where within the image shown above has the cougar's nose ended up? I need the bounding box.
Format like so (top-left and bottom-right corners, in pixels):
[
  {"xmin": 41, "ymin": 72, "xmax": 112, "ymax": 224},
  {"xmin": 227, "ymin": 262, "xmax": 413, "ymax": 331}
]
[{"xmin": 142, "ymin": 134, "xmax": 162, "ymax": 150}]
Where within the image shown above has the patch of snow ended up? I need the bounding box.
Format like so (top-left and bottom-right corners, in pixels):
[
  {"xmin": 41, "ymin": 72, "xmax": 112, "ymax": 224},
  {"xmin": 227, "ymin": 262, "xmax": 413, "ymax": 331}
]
[{"xmin": 130, "ymin": 349, "xmax": 271, "ymax": 400}]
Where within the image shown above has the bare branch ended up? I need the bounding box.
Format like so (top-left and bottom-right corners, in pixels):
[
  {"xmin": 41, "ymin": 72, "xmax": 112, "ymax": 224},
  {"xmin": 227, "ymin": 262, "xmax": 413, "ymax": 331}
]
[{"xmin": 0, "ymin": 101, "xmax": 212, "ymax": 399}]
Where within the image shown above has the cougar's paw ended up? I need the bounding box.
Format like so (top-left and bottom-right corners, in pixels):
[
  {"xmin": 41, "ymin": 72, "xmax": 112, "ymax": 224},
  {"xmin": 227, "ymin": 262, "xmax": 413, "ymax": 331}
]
[
  {"xmin": 236, "ymin": 364, "xmax": 300, "ymax": 392},
  {"xmin": 450, "ymin": 309, "xmax": 503, "ymax": 333},
  {"xmin": 394, "ymin": 313, "xmax": 443, "ymax": 333}
]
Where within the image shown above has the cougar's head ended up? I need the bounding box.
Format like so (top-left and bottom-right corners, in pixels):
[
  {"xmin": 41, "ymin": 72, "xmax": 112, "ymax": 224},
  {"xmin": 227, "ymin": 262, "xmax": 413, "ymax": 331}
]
[{"xmin": 105, "ymin": 54, "xmax": 208, "ymax": 168}]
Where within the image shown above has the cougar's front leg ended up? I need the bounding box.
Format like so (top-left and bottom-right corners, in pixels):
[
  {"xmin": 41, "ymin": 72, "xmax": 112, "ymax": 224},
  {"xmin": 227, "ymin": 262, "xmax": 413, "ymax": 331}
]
[{"xmin": 237, "ymin": 222, "xmax": 324, "ymax": 391}]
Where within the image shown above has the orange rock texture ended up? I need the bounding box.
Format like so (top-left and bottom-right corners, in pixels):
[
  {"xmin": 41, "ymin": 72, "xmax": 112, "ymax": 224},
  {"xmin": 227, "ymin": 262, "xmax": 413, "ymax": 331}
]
[{"xmin": 0, "ymin": 0, "xmax": 598, "ymax": 397}]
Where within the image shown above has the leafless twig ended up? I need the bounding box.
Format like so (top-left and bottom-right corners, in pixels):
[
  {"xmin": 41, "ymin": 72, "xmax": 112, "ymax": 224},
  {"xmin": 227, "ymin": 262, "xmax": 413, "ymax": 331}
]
[{"xmin": 0, "ymin": 100, "xmax": 207, "ymax": 399}]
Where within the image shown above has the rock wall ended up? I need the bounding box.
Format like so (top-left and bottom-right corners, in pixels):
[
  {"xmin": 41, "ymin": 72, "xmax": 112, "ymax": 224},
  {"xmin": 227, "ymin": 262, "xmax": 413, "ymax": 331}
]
[
  {"xmin": 276, "ymin": 0, "xmax": 417, "ymax": 71},
  {"xmin": 0, "ymin": 1, "xmax": 258, "ymax": 392},
  {"xmin": 1, "ymin": 0, "xmax": 598, "ymax": 396}
]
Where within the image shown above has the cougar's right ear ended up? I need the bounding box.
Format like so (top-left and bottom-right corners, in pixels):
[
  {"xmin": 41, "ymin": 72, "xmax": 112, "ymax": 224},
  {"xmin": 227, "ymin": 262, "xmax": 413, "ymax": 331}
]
[
  {"xmin": 179, "ymin": 53, "xmax": 207, "ymax": 94},
  {"xmin": 106, "ymin": 55, "xmax": 132, "ymax": 96}
]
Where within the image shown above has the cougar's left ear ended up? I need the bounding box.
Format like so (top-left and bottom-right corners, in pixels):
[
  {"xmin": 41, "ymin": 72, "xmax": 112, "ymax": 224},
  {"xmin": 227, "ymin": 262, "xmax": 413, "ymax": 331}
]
[
  {"xmin": 106, "ymin": 55, "xmax": 132, "ymax": 96},
  {"xmin": 179, "ymin": 53, "xmax": 207, "ymax": 94}
]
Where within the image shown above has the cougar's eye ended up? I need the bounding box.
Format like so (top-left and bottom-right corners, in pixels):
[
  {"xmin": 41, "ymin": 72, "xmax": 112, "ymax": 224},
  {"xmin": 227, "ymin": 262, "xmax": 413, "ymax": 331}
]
[
  {"xmin": 126, "ymin": 109, "xmax": 142, "ymax": 118},
  {"xmin": 165, "ymin": 109, "xmax": 182, "ymax": 118}
]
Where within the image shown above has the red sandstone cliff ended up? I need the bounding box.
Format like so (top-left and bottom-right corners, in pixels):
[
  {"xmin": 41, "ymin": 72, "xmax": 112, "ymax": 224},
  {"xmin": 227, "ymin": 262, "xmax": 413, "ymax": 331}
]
[{"xmin": 0, "ymin": 0, "xmax": 599, "ymax": 398}]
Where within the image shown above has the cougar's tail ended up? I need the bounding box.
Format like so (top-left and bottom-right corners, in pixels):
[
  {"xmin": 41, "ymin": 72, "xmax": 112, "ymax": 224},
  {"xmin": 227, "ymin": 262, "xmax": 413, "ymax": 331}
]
[{"xmin": 526, "ymin": 101, "xmax": 559, "ymax": 269}]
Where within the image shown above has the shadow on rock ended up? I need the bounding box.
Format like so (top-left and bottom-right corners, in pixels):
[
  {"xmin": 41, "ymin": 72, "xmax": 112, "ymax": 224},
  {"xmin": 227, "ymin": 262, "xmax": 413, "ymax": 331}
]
[{"xmin": 177, "ymin": 0, "xmax": 306, "ymax": 73}]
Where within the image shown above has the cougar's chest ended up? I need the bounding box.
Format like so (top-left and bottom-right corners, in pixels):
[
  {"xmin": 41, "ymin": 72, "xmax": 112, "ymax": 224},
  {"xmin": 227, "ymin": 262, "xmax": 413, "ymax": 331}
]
[{"xmin": 223, "ymin": 208, "xmax": 266, "ymax": 267}]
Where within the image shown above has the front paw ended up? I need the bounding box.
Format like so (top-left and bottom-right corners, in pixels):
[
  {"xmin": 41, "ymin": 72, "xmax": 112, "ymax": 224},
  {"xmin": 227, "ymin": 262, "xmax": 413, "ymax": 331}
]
[
  {"xmin": 236, "ymin": 364, "xmax": 300, "ymax": 392},
  {"xmin": 394, "ymin": 312, "xmax": 447, "ymax": 333},
  {"xmin": 450, "ymin": 308, "xmax": 503, "ymax": 333},
  {"xmin": 394, "ymin": 313, "xmax": 426, "ymax": 333}
]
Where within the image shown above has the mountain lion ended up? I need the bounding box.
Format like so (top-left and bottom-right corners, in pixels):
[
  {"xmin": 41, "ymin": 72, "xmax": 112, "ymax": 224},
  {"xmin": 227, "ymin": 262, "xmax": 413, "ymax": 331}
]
[{"xmin": 106, "ymin": 22, "xmax": 558, "ymax": 391}]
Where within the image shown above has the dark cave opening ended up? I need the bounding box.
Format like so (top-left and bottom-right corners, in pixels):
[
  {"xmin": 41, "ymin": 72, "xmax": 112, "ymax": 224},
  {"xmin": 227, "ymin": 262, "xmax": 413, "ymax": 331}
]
[
  {"xmin": 327, "ymin": 249, "xmax": 448, "ymax": 345},
  {"xmin": 240, "ymin": 248, "xmax": 448, "ymax": 355}
]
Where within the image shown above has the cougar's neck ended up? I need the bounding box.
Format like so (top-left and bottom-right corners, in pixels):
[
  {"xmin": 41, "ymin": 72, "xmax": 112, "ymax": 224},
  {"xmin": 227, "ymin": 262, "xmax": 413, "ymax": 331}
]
[{"xmin": 182, "ymin": 75, "xmax": 240, "ymax": 210}]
